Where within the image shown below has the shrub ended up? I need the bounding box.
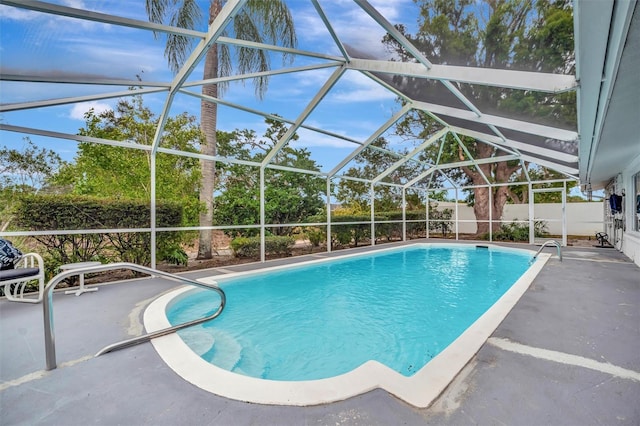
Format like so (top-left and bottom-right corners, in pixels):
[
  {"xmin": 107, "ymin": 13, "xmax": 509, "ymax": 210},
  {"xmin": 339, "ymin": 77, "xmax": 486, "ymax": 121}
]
[
  {"xmin": 490, "ymin": 219, "xmax": 549, "ymax": 242},
  {"xmin": 230, "ymin": 235, "xmax": 296, "ymax": 258},
  {"xmin": 308, "ymin": 211, "xmax": 428, "ymax": 245},
  {"xmin": 14, "ymin": 195, "xmax": 185, "ymax": 271},
  {"xmin": 332, "ymin": 224, "xmax": 354, "ymax": 247},
  {"xmin": 266, "ymin": 235, "xmax": 296, "ymax": 255},
  {"xmin": 425, "ymin": 203, "xmax": 453, "ymax": 237},
  {"xmin": 158, "ymin": 245, "xmax": 188, "ymax": 266},
  {"xmin": 306, "ymin": 227, "xmax": 325, "ymax": 247},
  {"xmin": 230, "ymin": 237, "xmax": 261, "ymax": 257}
]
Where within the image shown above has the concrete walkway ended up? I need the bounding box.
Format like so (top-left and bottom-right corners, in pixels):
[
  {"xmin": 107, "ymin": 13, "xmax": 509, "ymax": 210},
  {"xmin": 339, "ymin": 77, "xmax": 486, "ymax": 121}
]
[{"xmin": 1, "ymin": 241, "xmax": 638, "ymax": 425}]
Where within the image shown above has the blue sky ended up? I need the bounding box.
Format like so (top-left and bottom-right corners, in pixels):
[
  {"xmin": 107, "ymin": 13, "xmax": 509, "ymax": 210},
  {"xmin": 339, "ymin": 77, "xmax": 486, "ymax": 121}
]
[{"xmin": 0, "ymin": 0, "xmax": 423, "ymax": 175}]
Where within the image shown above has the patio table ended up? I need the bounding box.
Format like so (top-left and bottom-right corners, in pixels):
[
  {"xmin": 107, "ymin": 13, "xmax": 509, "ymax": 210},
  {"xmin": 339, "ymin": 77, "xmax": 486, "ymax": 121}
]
[{"xmin": 61, "ymin": 261, "xmax": 101, "ymax": 296}]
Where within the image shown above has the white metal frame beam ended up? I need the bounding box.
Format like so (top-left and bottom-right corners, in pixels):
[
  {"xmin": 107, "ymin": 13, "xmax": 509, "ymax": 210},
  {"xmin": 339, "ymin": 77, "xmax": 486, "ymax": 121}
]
[
  {"xmin": 348, "ymin": 59, "xmax": 577, "ymax": 93},
  {"xmin": 371, "ymin": 128, "xmax": 448, "ymax": 184},
  {"xmin": 0, "ymin": 73, "xmax": 170, "ymax": 88},
  {"xmin": 403, "ymin": 155, "xmax": 519, "ymax": 189},
  {"xmin": 261, "ymin": 66, "xmax": 346, "ymax": 166},
  {"xmin": 328, "ymin": 104, "xmax": 412, "ymax": 177},
  {"xmin": 216, "ymin": 36, "xmax": 343, "ymax": 62},
  {"xmin": 449, "ymin": 126, "xmax": 578, "ymax": 164},
  {"xmin": 0, "ymin": 123, "xmax": 265, "ymax": 169},
  {"xmin": 451, "ymin": 132, "xmax": 491, "ymax": 186},
  {"xmin": 438, "ymin": 155, "xmax": 520, "ymax": 171},
  {"xmin": 0, "ymin": 0, "xmax": 205, "ymax": 38},
  {"xmin": 311, "ymin": 0, "xmax": 350, "ymax": 61},
  {"xmin": 412, "ymin": 100, "xmax": 578, "ymax": 141},
  {"xmin": 0, "ymin": 87, "xmax": 167, "ymax": 112},
  {"xmin": 182, "ymin": 62, "xmax": 342, "ymax": 88},
  {"xmin": 353, "ymin": 0, "xmax": 433, "ymax": 70}
]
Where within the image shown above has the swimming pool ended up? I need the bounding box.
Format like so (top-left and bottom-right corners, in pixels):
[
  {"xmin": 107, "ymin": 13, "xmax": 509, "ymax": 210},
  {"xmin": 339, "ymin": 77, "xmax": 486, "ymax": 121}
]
[{"xmin": 145, "ymin": 243, "xmax": 551, "ymax": 407}]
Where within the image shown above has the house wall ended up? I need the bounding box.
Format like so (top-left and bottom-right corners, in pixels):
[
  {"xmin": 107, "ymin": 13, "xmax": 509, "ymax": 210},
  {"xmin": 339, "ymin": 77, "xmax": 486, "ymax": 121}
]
[
  {"xmin": 433, "ymin": 201, "xmax": 604, "ymax": 236},
  {"xmin": 621, "ymin": 152, "xmax": 640, "ymax": 267}
]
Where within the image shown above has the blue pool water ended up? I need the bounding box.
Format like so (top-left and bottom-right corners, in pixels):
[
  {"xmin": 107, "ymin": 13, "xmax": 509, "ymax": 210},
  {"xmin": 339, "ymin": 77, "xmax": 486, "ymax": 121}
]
[{"xmin": 167, "ymin": 245, "xmax": 532, "ymax": 381}]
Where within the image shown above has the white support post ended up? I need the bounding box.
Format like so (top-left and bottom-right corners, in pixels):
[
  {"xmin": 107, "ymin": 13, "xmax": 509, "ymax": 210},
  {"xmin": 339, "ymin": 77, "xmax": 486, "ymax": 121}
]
[
  {"xmin": 370, "ymin": 182, "xmax": 375, "ymax": 246},
  {"xmin": 326, "ymin": 177, "xmax": 332, "ymax": 253},
  {"xmin": 426, "ymin": 191, "xmax": 430, "ymax": 239},
  {"xmin": 488, "ymin": 186, "xmax": 493, "ymax": 242},
  {"xmin": 402, "ymin": 188, "xmax": 407, "ymax": 241},
  {"xmin": 562, "ymin": 181, "xmax": 567, "ymax": 246},
  {"xmin": 260, "ymin": 167, "xmax": 266, "ymax": 262},
  {"xmin": 455, "ymin": 188, "xmax": 459, "ymax": 240},
  {"xmin": 150, "ymin": 152, "xmax": 156, "ymax": 269},
  {"xmin": 528, "ymin": 182, "xmax": 535, "ymax": 244}
]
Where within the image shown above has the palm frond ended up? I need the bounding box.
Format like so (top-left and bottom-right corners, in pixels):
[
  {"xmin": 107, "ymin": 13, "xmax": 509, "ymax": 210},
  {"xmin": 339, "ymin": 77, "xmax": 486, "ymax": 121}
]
[
  {"xmin": 166, "ymin": 0, "xmax": 202, "ymax": 73},
  {"xmin": 145, "ymin": 0, "xmax": 169, "ymax": 25},
  {"xmin": 217, "ymin": 42, "xmax": 233, "ymax": 97},
  {"xmin": 228, "ymin": 0, "xmax": 297, "ymax": 98},
  {"xmin": 233, "ymin": 11, "xmax": 269, "ymax": 98},
  {"xmin": 244, "ymin": 0, "xmax": 297, "ymax": 59},
  {"xmin": 145, "ymin": 0, "xmax": 170, "ymax": 39},
  {"xmin": 146, "ymin": 0, "xmax": 202, "ymax": 74}
]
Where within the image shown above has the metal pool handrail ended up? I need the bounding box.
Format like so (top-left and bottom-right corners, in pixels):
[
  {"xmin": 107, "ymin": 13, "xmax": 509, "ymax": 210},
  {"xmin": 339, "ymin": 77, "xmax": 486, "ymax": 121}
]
[
  {"xmin": 533, "ymin": 240, "xmax": 562, "ymax": 262},
  {"xmin": 43, "ymin": 262, "xmax": 226, "ymax": 371}
]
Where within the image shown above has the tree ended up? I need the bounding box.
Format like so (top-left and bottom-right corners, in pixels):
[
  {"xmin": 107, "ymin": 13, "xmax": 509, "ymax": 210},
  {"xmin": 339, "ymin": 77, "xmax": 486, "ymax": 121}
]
[
  {"xmin": 336, "ymin": 137, "xmax": 425, "ymax": 212},
  {"xmin": 384, "ymin": 0, "xmax": 575, "ymax": 234},
  {"xmin": 0, "ymin": 138, "xmax": 66, "ymax": 231},
  {"xmin": 146, "ymin": 0, "xmax": 297, "ymax": 258},
  {"xmin": 213, "ymin": 118, "xmax": 324, "ymax": 236},
  {"xmin": 53, "ymin": 97, "xmax": 202, "ymax": 224},
  {"xmin": 0, "ymin": 137, "xmax": 66, "ymax": 192},
  {"xmin": 508, "ymin": 167, "xmax": 579, "ymax": 204},
  {"xmin": 335, "ymin": 135, "xmax": 451, "ymax": 214}
]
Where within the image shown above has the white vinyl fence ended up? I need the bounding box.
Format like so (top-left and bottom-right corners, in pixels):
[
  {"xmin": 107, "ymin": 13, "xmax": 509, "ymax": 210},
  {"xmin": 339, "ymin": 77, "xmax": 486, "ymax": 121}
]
[{"xmin": 435, "ymin": 202, "xmax": 603, "ymax": 236}]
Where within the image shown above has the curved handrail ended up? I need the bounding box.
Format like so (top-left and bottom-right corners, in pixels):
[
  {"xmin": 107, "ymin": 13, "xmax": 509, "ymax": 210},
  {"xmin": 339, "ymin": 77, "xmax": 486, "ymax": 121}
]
[
  {"xmin": 43, "ymin": 262, "xmax": 226, "ymax": 371},
  {"xmin": 533, "ymin": 240, "xmax": 562, "ymax": 262}
]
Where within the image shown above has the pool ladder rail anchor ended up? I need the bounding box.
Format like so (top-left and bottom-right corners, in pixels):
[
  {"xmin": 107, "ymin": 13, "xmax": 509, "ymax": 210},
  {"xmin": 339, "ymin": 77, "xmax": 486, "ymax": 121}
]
[
  {"xmin": 533, "ymin": 240, "xmax": 562, "ymax": 262},
  {"xmin": 41, "ymin": 262, "xmax": 226, "ymax": 371}
]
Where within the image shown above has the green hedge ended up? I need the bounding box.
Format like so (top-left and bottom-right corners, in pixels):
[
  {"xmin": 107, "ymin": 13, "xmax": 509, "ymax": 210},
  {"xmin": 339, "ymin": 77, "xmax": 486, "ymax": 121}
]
[
  {"xmin": 307, "ymin": 211, "xmax": 429, "ymax": 246},
  {"xmin": 230, "ymin": 235, "xmax": 296, "ymax": 258},
  {"xmin": 14, "ymin": 195, "xmax": 185, "ymax": 274}
]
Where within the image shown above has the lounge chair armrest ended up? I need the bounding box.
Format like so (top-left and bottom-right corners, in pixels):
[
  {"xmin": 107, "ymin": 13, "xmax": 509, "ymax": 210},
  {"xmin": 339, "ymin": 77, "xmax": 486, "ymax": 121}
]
[{"xmin": 16, "ymin": 252, "xmax": 45, "ymax": 270}]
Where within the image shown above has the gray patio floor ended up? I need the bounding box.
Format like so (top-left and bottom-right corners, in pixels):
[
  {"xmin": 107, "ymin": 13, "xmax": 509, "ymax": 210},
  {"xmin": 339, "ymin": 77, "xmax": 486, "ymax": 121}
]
[{"xmin": 1, "ymin": 240, "xmax": 638, "ymax": 425}]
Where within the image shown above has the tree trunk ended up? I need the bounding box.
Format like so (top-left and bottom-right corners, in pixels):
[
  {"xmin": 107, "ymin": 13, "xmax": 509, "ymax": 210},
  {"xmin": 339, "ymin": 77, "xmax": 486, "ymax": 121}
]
[
  {"xmin": 197, "ymin": 0, "xmax": 221, "ymax": 260},
  {"xmin": 473, "ymin": 186, "xmax": 492, "ymax": 235},
  {"xmin": 471, "ymin": 160, "xmax": 521, "ymax": 236}
]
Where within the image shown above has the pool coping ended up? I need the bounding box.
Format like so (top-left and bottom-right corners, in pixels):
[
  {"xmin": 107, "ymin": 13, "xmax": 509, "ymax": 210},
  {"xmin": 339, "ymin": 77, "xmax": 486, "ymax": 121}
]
[{"xmin": 144, "ymin": 242, "xmax": 551, "ymax": 408}]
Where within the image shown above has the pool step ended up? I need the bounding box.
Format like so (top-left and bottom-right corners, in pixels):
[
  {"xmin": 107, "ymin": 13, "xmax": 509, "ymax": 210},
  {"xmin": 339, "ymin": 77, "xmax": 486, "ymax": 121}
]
[
  {"xmin": 177, "ymin": 327, "xmax": 265, "ymax": 377},
  {"xmin": 207, "ymin": 330, "xmax": 243, "ymax": 371},
  {"xmin": 177, "ymin": 328, "xmax": 215, "ymax": 357},
  {"xmin": 234, "ymin": 345, "xmax": 266, "ymax": 378}
]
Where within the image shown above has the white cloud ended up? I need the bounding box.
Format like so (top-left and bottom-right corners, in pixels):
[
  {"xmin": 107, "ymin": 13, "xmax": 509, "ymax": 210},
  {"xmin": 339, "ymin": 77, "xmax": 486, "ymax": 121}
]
[
  {"xmin": 329, "ymin": 86, "xmax": 395, "ymax": 103},
  {"xmin": 292, "ymin": 128, "xmax": 362, "ymax": 150},
  {"xmin": 62, "ymin": 0, "xmax": 87, "ymax": 9},
  {"xmin": 327, "ymin": 71, "xmax": 396, "ymax": 103},
  {"xmin": 55, "ymin": 33, "xmax": 170, "ymax": 79},
  {"xmin": 69, "ymin": 101, "xmax": 112, "ymax": 120},
  {"xmin": 0, "ymin": 5, "xmax": 39, "ymax": 21},
  {"xmin": 289, "ymin": 1, "xmax": 402, "ymax": 59}
]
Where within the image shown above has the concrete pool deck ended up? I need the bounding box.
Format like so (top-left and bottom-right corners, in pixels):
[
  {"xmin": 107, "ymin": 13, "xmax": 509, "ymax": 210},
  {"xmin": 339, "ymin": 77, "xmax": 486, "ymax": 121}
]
[{"xmin": 1, "ymin": 240, "xmax": 639, "ymax": 425}]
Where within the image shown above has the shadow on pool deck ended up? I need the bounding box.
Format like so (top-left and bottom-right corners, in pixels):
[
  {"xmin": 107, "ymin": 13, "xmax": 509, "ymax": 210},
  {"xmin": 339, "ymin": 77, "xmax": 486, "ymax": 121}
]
[{"xmin": 1, "ymin": 240, "xmax": 638, "ymax": 425}]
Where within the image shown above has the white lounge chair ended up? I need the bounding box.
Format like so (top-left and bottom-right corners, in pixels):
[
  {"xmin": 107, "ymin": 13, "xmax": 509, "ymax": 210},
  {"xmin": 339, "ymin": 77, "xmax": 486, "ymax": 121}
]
[{"xmin": 1, "ymin": 253, "xmax": 45, "ymax": 303}]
